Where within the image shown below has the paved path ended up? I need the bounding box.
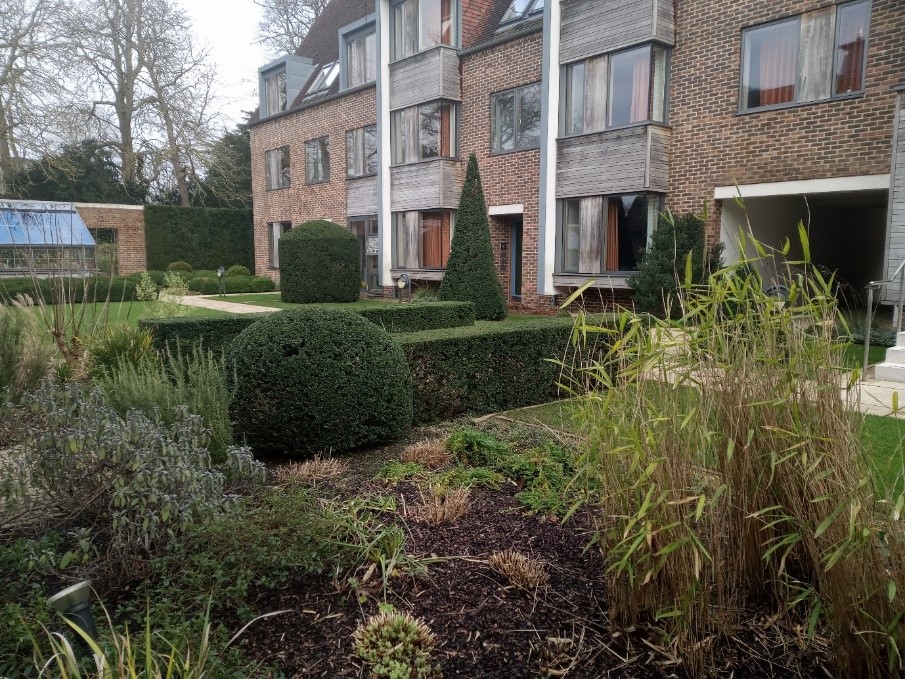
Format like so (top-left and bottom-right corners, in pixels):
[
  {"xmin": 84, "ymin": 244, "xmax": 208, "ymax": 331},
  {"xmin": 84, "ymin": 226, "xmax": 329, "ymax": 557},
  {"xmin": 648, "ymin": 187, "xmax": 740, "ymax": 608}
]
[
  {"xmin": 850, "ymin": 378, "xmax": 905, "ymax": 418},
  {"xmin": 177, "ymin": 294, "xmax": 278, "ymax": 315}
]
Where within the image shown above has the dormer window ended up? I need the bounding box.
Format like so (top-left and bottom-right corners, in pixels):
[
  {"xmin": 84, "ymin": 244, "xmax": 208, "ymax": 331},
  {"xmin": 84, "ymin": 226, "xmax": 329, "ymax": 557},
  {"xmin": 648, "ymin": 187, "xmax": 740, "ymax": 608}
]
[
  {"xmin": 305, "ymin": 62, "xmax": 340, "ymax": 99},
  {"xmin": 262, "ymin": 69, "xmax": 287, "ymax": 116},
  {"xmin": 346, "ymin": 30, "xmax": 377, "ymax": 88},
  {"xmin": 500, "ymin": 0, "xmax": 544, "ymax": 26}
]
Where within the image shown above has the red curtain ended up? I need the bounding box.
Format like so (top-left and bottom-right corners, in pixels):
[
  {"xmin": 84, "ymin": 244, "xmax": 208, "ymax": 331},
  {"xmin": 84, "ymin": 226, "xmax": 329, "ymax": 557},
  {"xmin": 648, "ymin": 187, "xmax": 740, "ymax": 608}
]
[
  {"xmin": 836, "ymin": 35, "xmax": 866, "ymax": 93},
  {"xmin": 758, "ymin": 30, "xmax": 796, "ymax": 105},
  {"xmin": 422, "ymin": 213, "xmax": 451, "ymax": 268},
  {"xmin": 605, "ymin": 200, "xmax": 619, "ymax": 271},
  {"xmin": 441, "ymin": 0, "xmax": 452, "ymax": 44}
]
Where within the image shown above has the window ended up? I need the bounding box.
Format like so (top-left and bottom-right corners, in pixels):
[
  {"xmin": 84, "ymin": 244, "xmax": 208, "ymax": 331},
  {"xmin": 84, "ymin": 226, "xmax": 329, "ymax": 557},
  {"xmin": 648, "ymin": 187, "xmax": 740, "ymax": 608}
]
[
  {"xmin": 305, "ymin": 137, "xmax": 330, "ymax": 183},
  {"xmin": 265, "ymin": 146, "xmax": 290, "ymax": 190},
  {"xmin": 392, "ymin": 102, "xmax": 458, "ymax": 164},
  {"xmin": 392, "ymin": 0, "xmax": 457, "ymax": 60},
  {"xmin": 392, "ymin": 211, "xmax": 454, "ymax": 269},
  {"xmin": 346, "ymin": 125, "xmax": 378, "ymax": 178},
  {"xmin": 557, "ymin": 194, "xmax": 659, "ymax": 273},
  {"xmin": 500, "ymin": 0, "xmax": 543, "ymax": 25},
  {"xmin": 268, "ymin": 221, "xmax": 292, "ymax": 268},
  {"xmin": 561, "ymin": 44, "xmax": 668, "ymax": 136},
  {"xmin": 262, "ymin": 69, "xmax": 287, "ymax": 116},
  {"xmin": 740, "ymin": 1, "xmax": 870, "ymax": 111},
  {"xmin": 305, "ymin": 62, "xmax": 340, "ymax": 99},
  {"xmin": 491, "ymin": 82, "xmax": 542, "ymax": 153},
  {"xmin": 346, "ymin": 30, "xmax": 376, "ymax": 88}
]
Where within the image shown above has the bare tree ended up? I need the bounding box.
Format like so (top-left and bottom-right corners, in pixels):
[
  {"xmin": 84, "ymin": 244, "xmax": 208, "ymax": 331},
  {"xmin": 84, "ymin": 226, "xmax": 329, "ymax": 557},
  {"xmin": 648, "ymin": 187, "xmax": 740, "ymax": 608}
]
[{"xmin": 255, "ymin": 0, "xmax": 330, "ymax": 58}]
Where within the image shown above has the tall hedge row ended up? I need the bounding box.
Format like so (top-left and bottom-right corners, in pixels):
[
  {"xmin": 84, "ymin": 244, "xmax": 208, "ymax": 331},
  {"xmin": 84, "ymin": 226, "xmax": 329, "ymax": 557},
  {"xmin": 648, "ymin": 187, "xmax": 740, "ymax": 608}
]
[
  {"xmin": 279, "ymin": 220, "xmax": 361, "ymax": 303},
  {"xmin": 144, "ymin": 205, "xmax": 254, "ymax": 272}
]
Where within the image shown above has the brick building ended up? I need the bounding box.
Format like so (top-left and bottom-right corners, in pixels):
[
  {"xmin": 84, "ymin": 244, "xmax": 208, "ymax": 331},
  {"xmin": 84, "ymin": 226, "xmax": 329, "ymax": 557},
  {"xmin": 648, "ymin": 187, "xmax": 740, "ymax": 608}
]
[{"xmin": 250, "ymin": 0, "xmax": 905, "ymax": 308}]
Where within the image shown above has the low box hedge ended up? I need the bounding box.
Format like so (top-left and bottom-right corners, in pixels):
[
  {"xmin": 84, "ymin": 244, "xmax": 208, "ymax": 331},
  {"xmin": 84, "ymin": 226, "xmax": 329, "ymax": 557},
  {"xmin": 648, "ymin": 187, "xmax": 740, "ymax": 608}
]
[
  {"xmin": 0, "ymin": 276, "xmax": 137, "ymax": 304},
  {"xmin": 139, "ymin": 314, "xmax": 269, "ymax": 353},
  {"xmin": 396, "ymin": 317, "xmax": 578, "ymax": 424},
  {"xmin": 187, "ymin": 275, "xmax": 276, "ymax": 295},
  {"xmin": 353, "ymin": 302, "xmax": 474, "ymax": 332}
]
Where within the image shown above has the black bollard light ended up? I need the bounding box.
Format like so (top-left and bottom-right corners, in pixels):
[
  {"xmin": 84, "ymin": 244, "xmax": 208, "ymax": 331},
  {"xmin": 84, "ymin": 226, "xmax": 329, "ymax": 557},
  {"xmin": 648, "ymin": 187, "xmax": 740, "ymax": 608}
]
[{"xmin": 47, "ymin": 581, "xmax": 98, "ymax": 654}]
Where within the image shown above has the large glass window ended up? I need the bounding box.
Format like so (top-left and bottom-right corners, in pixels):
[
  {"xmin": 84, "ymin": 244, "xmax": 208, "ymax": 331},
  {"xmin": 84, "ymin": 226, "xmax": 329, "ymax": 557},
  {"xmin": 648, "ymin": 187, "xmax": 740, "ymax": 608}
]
[
  {"xmin": 305, "ymin": 137, "xmax": 330, "ymax": 184},
  {"xmin": 346, "ymin": 125, "xmax": 378, "ymax": 178},
  {"xmin": 346, "ymin": 30, "xmax": 377, "ymax": 88},
  {"xmin": 392, "ymin": 0, "xmax": 456, "ymax": 60},
  {"xmin": 262, "ymin": 70, "xmax": 286, "ymax": 117},
  {"xmin": 557, "ymin": 194, "xmax": 659, "ymax": 274},
  {"xmin": 269, "ymin": 221, "xmax": 292, "ymax": 268},
  {"xmin": 491, "ymin": 82, "xmax": 541, "ymax": 154},
  {"xmin": 265, "ymin": 146, "xmax": 290, "ymax": 190},
  {"xmin": 392, "ymin": 102, "xmax": 458, "ymax": 164},
  {"xmin": 393, "ymin": 210, "xmax": 454, "ymax": 269},
  {"xmin": 500, "ymin": 0, "xmax": 544, "ymax": 25},
  {"xmin": 740, "ymin": 1, "xmax": 870, "ymax": 111}
]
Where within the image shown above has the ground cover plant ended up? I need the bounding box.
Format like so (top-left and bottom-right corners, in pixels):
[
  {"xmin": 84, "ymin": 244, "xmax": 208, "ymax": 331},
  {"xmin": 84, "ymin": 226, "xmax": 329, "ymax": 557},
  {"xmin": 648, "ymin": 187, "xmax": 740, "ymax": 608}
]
[{"xmin": 565, "ymin": 231, "xmax": 905, "ymax": 675}]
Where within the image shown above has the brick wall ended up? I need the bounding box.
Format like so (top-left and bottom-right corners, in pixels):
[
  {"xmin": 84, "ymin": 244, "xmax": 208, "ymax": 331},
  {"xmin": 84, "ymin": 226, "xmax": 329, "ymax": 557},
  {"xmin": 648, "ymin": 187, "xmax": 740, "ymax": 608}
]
[
  {"xmin": 73, "ymin": 203, "xmax": 146, "ymax": 275},
  {"xmin": 250, "ymin": 86, "xmax": 378, "ymax": 281},
  {"xmin": 460, "ymin": 29, "xmax": 549, "ymax": 307},
  {"xmin": 668, "ymin": 0, "xmax": 905, "ymax": 241}
]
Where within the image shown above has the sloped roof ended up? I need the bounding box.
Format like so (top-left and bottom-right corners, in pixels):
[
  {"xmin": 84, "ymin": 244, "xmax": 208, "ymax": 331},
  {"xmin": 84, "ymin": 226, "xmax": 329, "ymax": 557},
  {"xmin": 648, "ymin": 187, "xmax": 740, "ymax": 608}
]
[{"xmin": 0, "ymin": 201, "xmax": 95, "ymax": 247}]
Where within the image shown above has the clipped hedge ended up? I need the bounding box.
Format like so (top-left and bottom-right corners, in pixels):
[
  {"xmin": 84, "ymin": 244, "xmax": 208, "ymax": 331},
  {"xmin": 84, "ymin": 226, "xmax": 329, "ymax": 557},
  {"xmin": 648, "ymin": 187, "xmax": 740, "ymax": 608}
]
[
  {"xmin": 0, "ymin": 276, "xmax": 137, "ymax": 304},
  {"xmin": 396, "ymin": 317, "xmax": 576, "ymax": 423},
  {"xmin": 144, "ymin": 205, "xmax": 254, "ymax": 272},
  {"xmin": 140, "ymin": 301, "xmax": 476, "ymax": 350},
  {"xmin": 187, "ymin": 275, "xmax": 276, "ymax": 295},
  {"xmin": 227, "ymin": 309, "xmax": 412, "ymax": 456},
  {"xmin": 279, "ymin": 220, "xmax": 360, "ymax": 303}
]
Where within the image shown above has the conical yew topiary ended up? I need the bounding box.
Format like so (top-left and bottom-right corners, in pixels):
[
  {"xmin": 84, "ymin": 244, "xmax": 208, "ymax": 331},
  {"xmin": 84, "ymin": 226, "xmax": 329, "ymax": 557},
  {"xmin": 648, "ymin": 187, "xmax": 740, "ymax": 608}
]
[{"xmin": 438, "ymin": 153, "xmax": 507, "ymax": 320}]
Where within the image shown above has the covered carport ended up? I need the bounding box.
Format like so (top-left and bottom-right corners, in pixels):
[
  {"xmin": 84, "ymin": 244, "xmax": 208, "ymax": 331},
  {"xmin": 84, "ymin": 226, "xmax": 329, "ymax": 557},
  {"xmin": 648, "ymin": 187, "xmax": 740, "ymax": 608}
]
[{"xmin": 717, "ymin": 175, "xmax": 890, "ymax": 305}]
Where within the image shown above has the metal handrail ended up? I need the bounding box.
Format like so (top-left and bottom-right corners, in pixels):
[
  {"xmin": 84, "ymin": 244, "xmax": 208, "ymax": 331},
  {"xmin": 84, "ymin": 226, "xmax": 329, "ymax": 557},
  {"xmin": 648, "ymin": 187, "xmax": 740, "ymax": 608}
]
[{"xmin": 863, "ymin": 259, "xmax": 905, "ymax": 376}]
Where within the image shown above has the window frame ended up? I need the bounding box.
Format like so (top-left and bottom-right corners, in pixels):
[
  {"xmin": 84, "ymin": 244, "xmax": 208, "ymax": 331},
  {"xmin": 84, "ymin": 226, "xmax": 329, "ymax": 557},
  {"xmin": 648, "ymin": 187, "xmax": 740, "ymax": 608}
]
[
  {"xmin": 268, "ymin": 221, "xmax": 292, "ymax": 269},
  {"xmin": 391, "ymin": 100, "xmax": 459, "ymax": 165},
  {"xmin": 392, "ymin": 210, "xmax": 456, "ymax": 270},
  {"xmin": 264, "ymin": 146, "xmax": 290, "ymax": 191},
  {"xmin": 390, "ymin": 0, "xmax": 459, "ymax": 62},
  {"xmin": 499, "ymin": 0, "xmax": 544, "ymax": 26},
  {"xmin": 738, "ymin": 0, "xmax": 871, "ymax": 114},
  {"xmin": 345, "ymin": 27, "xmax": 377, "ymax": 89},
  {"xmin": 304, "ymin": 137, "xmax": 330, "ymax": 185},
  {"xmin": 490, "ymin": 81, "xmax": 542, "ymax": 155},
  {"xmin": 346, "ymin": 124, "xmax": 378, "ymax": 178},
  {"xmin": 261, "ymin": 68, "xmax": 287, "ymax": 117}
]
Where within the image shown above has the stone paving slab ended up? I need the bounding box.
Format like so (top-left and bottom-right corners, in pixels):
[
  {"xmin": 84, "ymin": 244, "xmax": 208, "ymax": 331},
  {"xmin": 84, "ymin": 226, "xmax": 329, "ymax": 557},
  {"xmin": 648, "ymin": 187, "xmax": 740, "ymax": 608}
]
[
  {"xmin": 848, "ymin": 379, "xmax": 905, "ymax": 418},
  {"xmin": 177, "ymin": 295, "xmax": 278, "ymax": 315}
]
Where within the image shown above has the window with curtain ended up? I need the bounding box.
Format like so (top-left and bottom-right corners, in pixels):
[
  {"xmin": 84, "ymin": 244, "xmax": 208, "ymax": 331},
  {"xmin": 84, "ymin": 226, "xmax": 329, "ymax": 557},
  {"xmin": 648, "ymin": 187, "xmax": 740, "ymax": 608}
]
[
  {"xmin": 561, "ymin": 45, "xmax": 668, "ymax": 136},
  {"xmin": 268, "ymin": 221, "xmax": 292, "ymax": 268},
  {"xmin": 740, "ymin": 1, "xmax": 870, "ymax": 112},
  {"xmin": 305, "ymin": 137, "xmax": 330, "ymax": 183},
  {"xmin": 393, "ymin": 210, "xmax": 455, "ymax": 268},
  {"xmin": 346, "ymin": 30, "xmax": 377, "ymax": 88},
  {"xmin": 391, "ymin": 102, "xmax": 458, "ymax": 164},
  {"xmin": 557, "ymin": 194, "xmax": 659, "ymax": 273},
  {"xmin": 392, "ymin": 0, "xmax": 456, "ymax": 60},
  {"xmin": 346, "ymin": 125, "xmax": 378, "ymax": 178},
  {"xmin": 491, "ymin": 82, "xmax": 541, "ymax": 153},
  {"xmin": 265, "ymin": 147, "xmax": 290, "ymax": 190},
  {"xmin": 262, "ymin": 70, "xmax": 287, "ymax": 117}
]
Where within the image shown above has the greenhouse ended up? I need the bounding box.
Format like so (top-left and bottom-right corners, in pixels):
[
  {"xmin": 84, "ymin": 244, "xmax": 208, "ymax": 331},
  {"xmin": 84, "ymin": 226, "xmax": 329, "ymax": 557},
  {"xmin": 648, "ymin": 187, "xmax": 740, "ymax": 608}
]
[{"xmin": 0, "ymin": 200, "xmax": 96, "ymax": 276}]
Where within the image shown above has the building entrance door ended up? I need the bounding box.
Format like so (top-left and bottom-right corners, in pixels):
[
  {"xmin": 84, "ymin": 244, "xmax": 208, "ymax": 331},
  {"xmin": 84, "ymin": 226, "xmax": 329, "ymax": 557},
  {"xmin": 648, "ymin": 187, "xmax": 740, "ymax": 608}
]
[
  {"xmin": 350, "ymin": 217, "xmax": 379, "ymax": 292},
  {"xmin": 510, "ymin": 217, "xmax": 523, "ymax": 301}
]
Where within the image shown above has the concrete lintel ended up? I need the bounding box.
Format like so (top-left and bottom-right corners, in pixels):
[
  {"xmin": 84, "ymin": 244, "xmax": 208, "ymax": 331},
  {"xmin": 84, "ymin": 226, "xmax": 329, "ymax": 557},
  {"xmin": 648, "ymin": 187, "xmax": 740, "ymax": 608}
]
[{"xmin": 714, "ymin": 175, "xmax": 891, "ymax": 201}]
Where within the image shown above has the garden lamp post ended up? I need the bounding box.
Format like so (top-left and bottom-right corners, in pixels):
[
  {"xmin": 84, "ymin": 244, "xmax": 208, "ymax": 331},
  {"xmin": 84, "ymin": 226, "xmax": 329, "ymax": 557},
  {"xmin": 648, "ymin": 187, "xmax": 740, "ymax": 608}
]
[
  {"xmin": 397, "ymin": 274, "xmax": 411, "ymax": 303},
  {"xmin": 217, "ymin": 266, "xmax": 226, "ymax": 296},
  {"xmin": 47, "ymin": 581, "xmax": 98, "ymax": 654}
]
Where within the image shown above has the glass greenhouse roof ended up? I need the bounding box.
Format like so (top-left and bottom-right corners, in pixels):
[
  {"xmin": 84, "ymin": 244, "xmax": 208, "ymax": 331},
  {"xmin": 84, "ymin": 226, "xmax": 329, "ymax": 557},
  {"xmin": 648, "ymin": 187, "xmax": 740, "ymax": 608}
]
[{"xmin": 0, "ymin": 201, "xmax": 95, "ymax": 247}]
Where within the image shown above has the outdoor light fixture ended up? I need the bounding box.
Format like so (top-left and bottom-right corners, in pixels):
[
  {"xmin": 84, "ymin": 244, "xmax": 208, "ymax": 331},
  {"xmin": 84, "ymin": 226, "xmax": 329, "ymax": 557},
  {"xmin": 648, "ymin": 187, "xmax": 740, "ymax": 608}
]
[
  {"xmin": 217, "ymin": 266, "xmax": 226, "ymax": 296},
  {"xmin": 47, "ymin": 581, "xmax": 98, "ymax": 653},
  {"xmin": 396, "ymin": 274, "xmax": 411, "ymax": 302}
]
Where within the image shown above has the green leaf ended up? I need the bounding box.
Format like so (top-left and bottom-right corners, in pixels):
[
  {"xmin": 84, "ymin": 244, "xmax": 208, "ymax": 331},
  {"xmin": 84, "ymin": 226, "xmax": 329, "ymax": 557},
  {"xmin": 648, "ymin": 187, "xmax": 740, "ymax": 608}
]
[
  {"xmin": 815, "ymin": 502, "xmax": 847, "ymax": 538},
  {"xmin": 889, "ymin": 580, "xmax": 897, "ymax": 603},
  {"xmin": 798, "ymin": 221, "xmax": 811, "ymax": 263}
]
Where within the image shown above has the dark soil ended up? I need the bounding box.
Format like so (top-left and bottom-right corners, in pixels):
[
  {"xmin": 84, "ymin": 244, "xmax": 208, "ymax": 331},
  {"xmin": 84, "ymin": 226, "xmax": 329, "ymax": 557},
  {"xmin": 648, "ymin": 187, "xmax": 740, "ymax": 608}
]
[{"xmin": 232, "ymin": 425, "xmax": 832, "ymax": 678}]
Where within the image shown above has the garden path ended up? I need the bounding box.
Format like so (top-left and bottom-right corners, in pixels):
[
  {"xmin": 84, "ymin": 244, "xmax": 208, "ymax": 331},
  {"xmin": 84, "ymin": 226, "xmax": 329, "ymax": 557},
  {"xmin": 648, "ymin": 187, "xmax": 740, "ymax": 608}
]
[{"xmin": 175, "ymin": 295, "xmax": 278, "ymax": 314}]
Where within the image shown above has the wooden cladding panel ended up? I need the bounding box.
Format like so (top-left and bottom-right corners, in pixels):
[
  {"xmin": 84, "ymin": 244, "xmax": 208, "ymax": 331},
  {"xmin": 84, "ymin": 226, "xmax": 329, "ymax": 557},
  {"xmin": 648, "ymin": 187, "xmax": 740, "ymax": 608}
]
[
  {"xmin": 886, "ymin": 100, "xmax": 905, "ymax": 301},
  {"xmin": 561, "ymin": 0, "xmax": 655, "ymax": 63},
  {"xmin": 647, "ymin": 126, "xmax": 670, "ymax": 193},
  {"xmin": 653, "ymin": 0, "xmax": 676, "ymax": 45},
  {"xmin": 799, "ymin": 9, "xmax": 835, "ymax": 103},
  {"xmin": 390, "ymin": 47, "xmax": 460, "ymax": 111},
  {"xmin": 556, "ymin": 126, "xmax": 650, "ymax": 198},
  {"xmin": 391, "ymin": 159, "xmax": 462, "ymax": 211},
  {"xmin": 346, "ymin": 176, "xmax": 378, "ymax": 216}
]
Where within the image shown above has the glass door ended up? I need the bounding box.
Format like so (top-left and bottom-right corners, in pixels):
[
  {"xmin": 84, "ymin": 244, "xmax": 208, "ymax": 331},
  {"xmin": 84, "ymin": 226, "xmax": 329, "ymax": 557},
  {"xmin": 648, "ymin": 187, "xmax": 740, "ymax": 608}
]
[{"xmin": 350, "ymin": 217, "xmax": 379, "ymax": 292}]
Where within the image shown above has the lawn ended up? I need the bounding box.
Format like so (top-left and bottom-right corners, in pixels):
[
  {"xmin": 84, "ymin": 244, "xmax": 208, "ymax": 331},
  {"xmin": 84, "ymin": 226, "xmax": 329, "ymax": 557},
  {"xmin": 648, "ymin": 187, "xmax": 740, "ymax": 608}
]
[
  {"xmin": 31, "ymin": 300, "xmax": 227, "ymax": 330},
  {"xmin": 842, "ymin": 342, "xmax": 887, "ymax": 368},
  {"xmin": 206, "ymin": 292, "xmax": 396, "ymax": 310}
]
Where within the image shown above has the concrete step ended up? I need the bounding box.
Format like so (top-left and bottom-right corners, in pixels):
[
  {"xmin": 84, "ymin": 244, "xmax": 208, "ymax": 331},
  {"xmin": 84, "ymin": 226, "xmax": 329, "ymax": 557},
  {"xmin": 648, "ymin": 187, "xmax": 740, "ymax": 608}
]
[
  {"xmin": 896, "ymin": 332, "xmax": 905, "ymax": 348},
  {"xmin": 874, "ymin": 362, "xmax": 905, "ymax": 383},
  {"xmin": 886, "ymin": 347, "xmax": 905, "ymax": 364}
]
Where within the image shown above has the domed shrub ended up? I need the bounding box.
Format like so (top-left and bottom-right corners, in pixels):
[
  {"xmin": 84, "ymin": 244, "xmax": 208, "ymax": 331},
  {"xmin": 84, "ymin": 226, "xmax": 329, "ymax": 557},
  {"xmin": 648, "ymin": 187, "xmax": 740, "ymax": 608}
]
[
  {"xmin": 279, "ymin": 220, "xmax": 361, "ymax": 303},
  {"xmin": 226, "ymin": 264, "xmax": 250, "ymax": 277},
  {"xmin": 167, "ymin": 261, "xmax": 193, "ymax": 272},
  {"xmin": 227, "ymin": 308, "xmax": 412, "ymax": 456}
]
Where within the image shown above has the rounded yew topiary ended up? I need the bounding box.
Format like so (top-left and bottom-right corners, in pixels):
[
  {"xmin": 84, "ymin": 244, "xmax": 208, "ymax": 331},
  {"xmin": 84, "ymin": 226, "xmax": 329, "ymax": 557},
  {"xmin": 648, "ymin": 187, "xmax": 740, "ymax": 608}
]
[
  {"xmin": 227, "ymin": 308, "xmax": 412, "ymax": 456},
  {"xmin": 279, "ymin": 220, "xmax": 361, "ymax": 303}
]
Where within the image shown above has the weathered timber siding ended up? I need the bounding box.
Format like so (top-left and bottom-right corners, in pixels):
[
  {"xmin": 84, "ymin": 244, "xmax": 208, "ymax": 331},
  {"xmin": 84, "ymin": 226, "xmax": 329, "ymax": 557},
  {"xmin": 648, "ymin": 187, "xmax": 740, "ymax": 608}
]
[
  {"xmin": 887, "ymin": 96, "xmax": 905, "ymax": 297},
  {"xmin": 556, "ymin": 126, "xmax": 651, "ymax": 198},
  {"xmin": 347, "ymin": 176, "xmax": 378, "ymax": 216},
  {"xmin": 391, "ymin": 159, "xmax": 462, "ymax": 211},
  {"xmin": 560, "ymin": 0, "xmax": 655, "ymax": 63},
  {"xmin": 389, "ymin": 47, "xmax": 461, "ymax": 110},
  {"xmin": 654, "ymin": 0, "xmax": 676, "ymax": 45}
]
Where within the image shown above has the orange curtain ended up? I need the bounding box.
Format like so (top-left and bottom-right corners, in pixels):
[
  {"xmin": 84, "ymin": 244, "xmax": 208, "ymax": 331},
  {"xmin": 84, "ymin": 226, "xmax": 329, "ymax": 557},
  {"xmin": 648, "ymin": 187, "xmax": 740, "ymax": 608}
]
[
  {"xmin": 421, "ymin": 213, "xmax": 451, "ymax": 268},
  {"xmin": 759, "ymin": 31, "xmax": 796, "ymax": 105},
  {"xmin": 836, "ymin": 34, "xmax": 865, "ymax": 93},
  {"xmin": 630, "ymin": 53, "xmax": 650, "ymax": 123},
  {"xmin": 605, "ymin": 200, "xmax": 619, "ymax": 271},
  {"xmin": 441, "ymin": 0, "xmax": 452, "ymax": 44}
]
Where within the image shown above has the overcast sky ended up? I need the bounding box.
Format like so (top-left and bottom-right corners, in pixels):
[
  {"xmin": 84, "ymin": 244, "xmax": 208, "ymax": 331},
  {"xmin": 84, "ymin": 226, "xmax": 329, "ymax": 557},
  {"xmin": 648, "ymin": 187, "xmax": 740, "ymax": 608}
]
[{"xmin": 177, "ymin": 0, "xmax": 271, "ymax": 130}]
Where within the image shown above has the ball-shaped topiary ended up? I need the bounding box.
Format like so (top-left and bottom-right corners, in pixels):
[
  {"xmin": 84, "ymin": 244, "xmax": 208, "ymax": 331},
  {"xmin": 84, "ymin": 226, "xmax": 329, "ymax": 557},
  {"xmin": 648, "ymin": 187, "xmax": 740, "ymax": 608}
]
[
  {"xmin": 226, "ymin": 264, "xmax": 251, "ymax": 277},
  {"xmin": 279, "ymin": 220, "xmax": 361, "ymax": 303},
  {"xmin": 227, "ymin": 308, "xmax": 412, "ymax": 456},
  {"xmin": 167, "ymin": 261, "xmax": 193, "ymax": 273}
]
